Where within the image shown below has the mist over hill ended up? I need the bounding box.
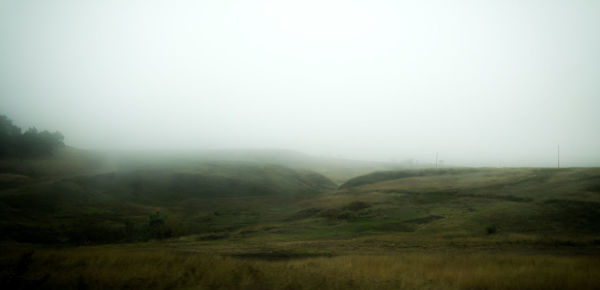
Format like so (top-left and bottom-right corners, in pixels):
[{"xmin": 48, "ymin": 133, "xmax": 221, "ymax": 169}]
[
  {"xmin": 2, "ymin": 1, "xmax": 599, "ymax": 167},
  {"xmin": 1, "ymin": 1, "xmax": 599, "ymax": 288}
]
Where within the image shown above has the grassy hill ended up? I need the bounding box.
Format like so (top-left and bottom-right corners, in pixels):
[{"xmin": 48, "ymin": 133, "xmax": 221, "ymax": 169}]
[
  {"xmin": 286, "ymin": 168, "xmax": 600, "ymax": 246},
  {"xmin": 2, "ymin": 153, "xmax": 599, "ymax": 246},
  {"xmin": 0, "ymin": 151, "xmax": 338, "ymax": 244},
  {"xmin": 103, "ymin": 149, "xmax": 407, "ymax": 185},
  {"xmin": 1, "ymin": 151, "xmax": 599, "ymax": 289}
]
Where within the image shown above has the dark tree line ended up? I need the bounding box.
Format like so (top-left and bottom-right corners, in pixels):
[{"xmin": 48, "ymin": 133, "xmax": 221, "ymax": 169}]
[{"xmin": 0, "ymin": 115, "xmax": 64, "ymax": 158}]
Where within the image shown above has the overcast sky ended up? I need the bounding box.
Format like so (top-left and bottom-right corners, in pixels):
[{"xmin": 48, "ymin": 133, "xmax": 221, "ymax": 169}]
[{"xmin": 1, "ymin": 0, "xmax": 599, "ymax": 166}]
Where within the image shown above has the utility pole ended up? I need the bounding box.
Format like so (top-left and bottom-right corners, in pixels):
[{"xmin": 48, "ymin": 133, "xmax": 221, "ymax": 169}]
[
  {"xmin": 435, "ymin": 152, "xmax": 438, "ymax": 169},
  {"xmin": 557, "ymin": 144, "xmax": 560, "ymax": 168}
]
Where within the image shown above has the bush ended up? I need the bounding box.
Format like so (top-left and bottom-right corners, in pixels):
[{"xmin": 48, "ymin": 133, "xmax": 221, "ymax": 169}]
[
  {"xmin": 147, "ymin": 211, "xmax": 177, "ymax": 239},
  {"xmin": 486, "ymin": 225, "xmax": 498, "ymax": 235},
  {"xmin": 342, "ymin": 201, "xmax": 371, "ymax": 211}
]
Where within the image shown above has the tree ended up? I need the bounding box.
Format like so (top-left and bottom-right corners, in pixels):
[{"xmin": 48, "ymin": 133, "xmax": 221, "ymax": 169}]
[
  {"xmin": 0, "ymin": 115, "xmax": 22, "ymax": 157},
  {"xmin": 0, "ymin": 115, "xmax": 65, "ymax": 159}
]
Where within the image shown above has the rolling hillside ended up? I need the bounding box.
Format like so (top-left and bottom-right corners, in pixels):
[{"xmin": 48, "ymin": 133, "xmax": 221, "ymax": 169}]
[
  {"xmin": 2, "ymin": 153, "xmax": 600, "ymax": 289},
  {"xmin": 282, "ymin": 167, "xmax": 600, "ymax": 246},
  {"xmin": 0, "ymin": 153, "xmax": 337, "ymax": 244}
]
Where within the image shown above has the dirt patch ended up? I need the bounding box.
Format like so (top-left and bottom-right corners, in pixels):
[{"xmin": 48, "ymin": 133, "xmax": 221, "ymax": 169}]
[
  {"xmin": 458, "ymin": 194, "xmax": 532, "ymax": 202},
  {"xmin": 404, "ymin": 215, "xmax": 444, "ymax": 225},
  {"xmin": 229, "ymin": 251, "xmax": 334, "ymax": 261}
]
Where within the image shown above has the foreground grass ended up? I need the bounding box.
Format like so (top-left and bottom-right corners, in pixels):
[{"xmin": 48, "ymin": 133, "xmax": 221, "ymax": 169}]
[
  {"xmin": 2, "ymin": 166, "xmax": 599, "ymax": 289},
  {"xmin": 2, "ymin": 246, "xmax": 599, "ymax": 289}
]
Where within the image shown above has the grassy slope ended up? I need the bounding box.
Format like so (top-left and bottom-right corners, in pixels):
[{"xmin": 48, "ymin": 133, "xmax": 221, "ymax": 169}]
[
  {"xmin": 1, "ymin": 151, "xmax": 600, "ymax": 289},
  {"xmin": 276, "ymin": 168, "xmax": 600, "ymax": 246},
  {"xmin": 0, "ymin": 151, "xmax": 338, "ymax": 244},
  {"xmin": 104, "ymin": 149, "xmax": 407, "ymax": 185},
  {"xmin": 2, "ymin": 158, "xmax": 599, "ymax": 247}
]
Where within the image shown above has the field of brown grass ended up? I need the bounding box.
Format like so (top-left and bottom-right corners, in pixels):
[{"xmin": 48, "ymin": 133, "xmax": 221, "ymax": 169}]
[{"xmin": 2, "ymin": 246, "xmax": 598, "ymax": 290}]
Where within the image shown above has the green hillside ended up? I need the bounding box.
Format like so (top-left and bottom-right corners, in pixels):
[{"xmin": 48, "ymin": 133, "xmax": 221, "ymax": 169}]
[
  {"xmin": 0, "ymin": 155, "xmax": 337, "ymax": 244},
  {"xmin": 103, "ymin": 149, "xmax": 407, "ymax": 185},
  {"xmin": 1, "ymin": 150, "xmax": 600, "ymax": 289},
  {"xmin": 289, "ymin": 168, "xmax": 600, "ymax": 244}
]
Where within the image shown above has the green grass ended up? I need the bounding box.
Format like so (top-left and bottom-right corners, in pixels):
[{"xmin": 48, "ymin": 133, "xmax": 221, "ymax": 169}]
[
  {"xmin": 0, "ymin": 159, "xmax": 337, "ymax": 244},
  {"xmin": 2, "ymin": 151, "xmax": 600, "ymax": 289}
]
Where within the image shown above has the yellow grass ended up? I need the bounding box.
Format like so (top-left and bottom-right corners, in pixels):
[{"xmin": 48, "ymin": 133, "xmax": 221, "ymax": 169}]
[{"xmin": 8, "ymin": 247, "xmax": 599, "ymax": 289}]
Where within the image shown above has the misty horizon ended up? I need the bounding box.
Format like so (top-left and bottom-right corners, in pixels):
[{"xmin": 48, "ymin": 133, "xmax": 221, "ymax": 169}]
[{"xmin": 1, "ymin": 0, "xmax": 599, "ymax": 167}]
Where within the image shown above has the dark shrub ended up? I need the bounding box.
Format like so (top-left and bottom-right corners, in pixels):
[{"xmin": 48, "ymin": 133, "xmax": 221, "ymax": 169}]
[{"xmin": 486, "ymin": 225, "xmax": 498, "ymax": 235}]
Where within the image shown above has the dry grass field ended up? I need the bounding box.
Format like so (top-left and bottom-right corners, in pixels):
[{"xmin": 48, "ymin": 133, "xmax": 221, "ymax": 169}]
[{"xmin": 2, "ymin": 246, "xmax": 599, "ymax": 290}]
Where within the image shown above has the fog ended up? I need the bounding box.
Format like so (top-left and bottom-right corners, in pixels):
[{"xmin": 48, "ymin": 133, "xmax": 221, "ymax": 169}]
[{"xmin": 1, "ymin": 0, "xmax": 599, "ymax": 167}]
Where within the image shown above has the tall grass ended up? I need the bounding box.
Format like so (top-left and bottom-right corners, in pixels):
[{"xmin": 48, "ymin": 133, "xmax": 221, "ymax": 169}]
[{"xmin": 3, "ymin": 247, "xmax": 598, "ymax": 289}]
